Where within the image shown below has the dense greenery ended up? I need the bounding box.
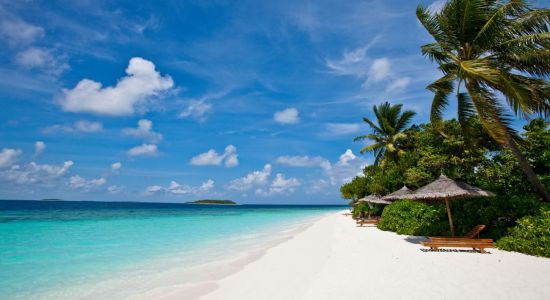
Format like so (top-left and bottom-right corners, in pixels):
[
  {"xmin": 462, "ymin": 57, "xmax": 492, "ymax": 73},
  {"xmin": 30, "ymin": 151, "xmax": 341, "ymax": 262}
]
[
  {"xmin": 497, "ymin": 205, "xmax": 550, "ymax": 257},
  {"xmin": 341, "ymin": 118, "xmax": 550, "ymax": 200},
  {"xmin": 377, "ymin": 200, "xmax": 448, "ymax": 236},
  {"xmin": 417, "ymin": 0, "xmax": 550, "ymax": 201},
  {"xmin": 189, "ymin": 200, "xmax": 236, "ymax": 205}
]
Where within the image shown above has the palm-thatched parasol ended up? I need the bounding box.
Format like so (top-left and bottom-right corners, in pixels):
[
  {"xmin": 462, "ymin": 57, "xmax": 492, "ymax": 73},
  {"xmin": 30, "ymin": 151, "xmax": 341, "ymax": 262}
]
[
  {"xmin": 358, "ymin": 194, "xmax": 391, "ymax": 205},
  {"xmin": 382, "ymin": 185, "xmax": 413, "ymax": 201},
  {"xmin": 408, "ymin": 174, "xmax": 495, "ymax": 236}
]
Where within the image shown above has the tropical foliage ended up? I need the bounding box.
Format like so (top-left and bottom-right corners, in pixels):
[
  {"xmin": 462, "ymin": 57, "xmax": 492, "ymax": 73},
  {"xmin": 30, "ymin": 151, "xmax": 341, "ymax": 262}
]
[
  {"xmin": 497, "ymin": 204, "xmax": 550, "ymax": 257},
  {"xmin": 354, "ymin": 102, "xmax": 416, "ymax": 168},
  {"xmin": 417, "ymin": 0, "xmax": 550, "ymax": 201}
]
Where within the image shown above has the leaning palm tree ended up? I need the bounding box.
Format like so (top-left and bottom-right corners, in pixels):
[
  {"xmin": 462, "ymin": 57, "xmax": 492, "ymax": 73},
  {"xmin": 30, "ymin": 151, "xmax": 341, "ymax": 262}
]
[
  {"xmin": 417, "ymin": 0, "xmax": 550, "ymax": 201},
  {"xmin": 354, "ymin": 102, "xmax": 416, "ymax": 169}
]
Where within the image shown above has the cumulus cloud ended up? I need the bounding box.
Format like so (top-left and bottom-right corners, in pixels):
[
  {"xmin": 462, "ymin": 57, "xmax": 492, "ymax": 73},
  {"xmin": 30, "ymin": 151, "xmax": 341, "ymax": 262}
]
[
  {"xmin": 275, "ymin": 155, "xmax": 330, "ymax": 169},
  {"xmin": 226, "ymin": 164, "xmax": 272, "ymax": 191},
  {"xmin": 111, "ymin": 162, "xmax": 122, "ymax": 173},
  {"xmin": 122, "ymin": 119, "xmax": 162, "ymax": 143},
  {"xmin": 327, "ymin": 45, "xmax": 411, "ymax": 93},
  {"xmin": 274, "ymin": 108, "xmax": 300, "ymax": 124},
  {"xmin": 0, "ymin": 160, "xmax": 74, "ymax": 184},
  {"xmin": 179, "ymin": 100, "xmax": 213, "ymax": 122},
  {"xmin": 69, "ymin": 175, "xmax": 106, "ymax": 190},
  {"xmin": 127, "ymin": 144, "xmax": 158, "ymax": 157},
  {"xmin": 58, "ymin": 57, "xmax": 174, "ymax": 116},
  {"xmin": 145, "ymin": 179, "xmax": 215, "ymax": 195},
  {"xmin": 367, "ymin": 58, "xmax": 391, "ymax": 82},
  {"xmin": 190, "ymin": 145, "xmax": 238, "ymax": 167},
  {"xmin": 324, "ymin": 123, "xmax": 362, "ymax": 137},
  {"xmin": 34, "ymin": 141, "xmax": 46, "ymax": 158},
  {"xmin": 43, "ymin": 120, "xmax": 103, "ymax": 134},
  {"xmin": 0, "ymin": 148, "xmax": 22, "ymax": 169},
  {"xmin": 256, "ymin": 173, "xmax": 301, "ymax": 196},
  {"xmin": 324, "ymin": 149, "xmax": 367, "ymax": 184}
]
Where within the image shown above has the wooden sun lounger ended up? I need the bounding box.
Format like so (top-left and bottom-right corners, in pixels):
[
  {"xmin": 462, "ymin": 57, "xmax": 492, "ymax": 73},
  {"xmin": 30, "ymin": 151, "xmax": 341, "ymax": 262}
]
[
  {"xmin": 422, "ymin": 225, "xmax": 494, "ymax": 253},
  {"xmin": 357, "ymin": 219, "xmax": 379, "ymax": 226},
  {"xmin": 428, "ymin": 224, "xmax": 487, "ymax": 241},
  {"xmin": 421, "ymin": 240, "xmax": 494, "ymax": 253}
]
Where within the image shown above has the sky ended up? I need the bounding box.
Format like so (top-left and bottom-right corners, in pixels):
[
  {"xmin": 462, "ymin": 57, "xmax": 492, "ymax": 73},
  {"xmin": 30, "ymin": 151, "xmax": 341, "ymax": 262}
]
[{"xmin": 1, "ymin": 0, "xmax": 548, "ymax": 204}]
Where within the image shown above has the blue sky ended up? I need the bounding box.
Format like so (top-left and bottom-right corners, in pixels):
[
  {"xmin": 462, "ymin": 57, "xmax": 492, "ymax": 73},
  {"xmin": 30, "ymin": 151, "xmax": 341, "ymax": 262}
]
[{"xmin": 1, "ymin": 0, "xmax": 548, "ymax": 204}]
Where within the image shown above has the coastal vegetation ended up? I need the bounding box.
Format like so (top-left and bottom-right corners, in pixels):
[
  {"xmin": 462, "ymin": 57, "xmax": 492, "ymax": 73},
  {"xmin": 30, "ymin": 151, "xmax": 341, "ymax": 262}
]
[
  {"xmin": 343, "ymin": 0, "xmax": 550, "ymax": 257},
  {"xmin": 188, "ymin": 200, "xmax": 237, "ymax": 205}
]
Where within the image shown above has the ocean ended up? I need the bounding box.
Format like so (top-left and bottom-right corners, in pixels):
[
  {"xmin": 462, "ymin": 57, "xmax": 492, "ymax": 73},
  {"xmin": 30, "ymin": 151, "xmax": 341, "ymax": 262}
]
[{"xmin": 0, "ymin": 200, "xmax": 344, "ymax": 299}]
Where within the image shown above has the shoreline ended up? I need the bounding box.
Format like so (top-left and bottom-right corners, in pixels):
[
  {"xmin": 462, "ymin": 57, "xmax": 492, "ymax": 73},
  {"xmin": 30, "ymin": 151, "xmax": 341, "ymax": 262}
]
[{"xmin": 187, "ymin": 211, "xmax": 550, "ymax": 300}]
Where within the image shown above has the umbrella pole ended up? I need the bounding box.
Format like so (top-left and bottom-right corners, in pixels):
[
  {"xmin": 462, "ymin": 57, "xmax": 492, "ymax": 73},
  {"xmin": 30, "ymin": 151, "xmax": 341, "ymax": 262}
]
[{"xmin": 445, "ymin": 197, "xmax": 455, "ymax": 236}]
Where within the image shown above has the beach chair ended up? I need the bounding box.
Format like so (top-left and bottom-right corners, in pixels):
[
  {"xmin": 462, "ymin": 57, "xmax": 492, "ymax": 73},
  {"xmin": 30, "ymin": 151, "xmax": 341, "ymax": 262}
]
[
  {"xmin": 428, "ymin": 225, "xmax": 486, "ymax": 241},
  {"xmin": 357, "ymin": 217, "xmax": 380, "ymax": 227},
  {"xmin": 421, "ymin": 240, "xmax": 494, "ymax": 253},
  {"xmin": 421, "ymin": 225, "xmax": 494, "ymax": 253}
]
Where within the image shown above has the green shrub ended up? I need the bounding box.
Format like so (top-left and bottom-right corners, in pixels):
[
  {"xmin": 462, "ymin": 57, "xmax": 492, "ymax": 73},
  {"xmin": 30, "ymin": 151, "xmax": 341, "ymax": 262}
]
[
  {"xmin": 496, "ymin": 205, "xmax": 550, "ymax": 257},
  {"xmin": 351, "ymin": 202, "xmax": 370, "ymax": 219},
  {"xmin": 451, "ymin": 195, "xmax": 541, "ymax": 239},
  {"xmin": 378, "ymin": 200, "xmax": 448, "ymax": 236}
]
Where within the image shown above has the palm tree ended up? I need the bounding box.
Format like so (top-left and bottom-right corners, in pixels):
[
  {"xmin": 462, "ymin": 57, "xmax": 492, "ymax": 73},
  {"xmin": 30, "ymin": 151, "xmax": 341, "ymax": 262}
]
[
  {"xmin": 354, "ymin": 102, "xmax": 416, "ymax": 169},
  {"xmin": 417, "ymin": 0, "xmax": 550, "ymax": 201}
]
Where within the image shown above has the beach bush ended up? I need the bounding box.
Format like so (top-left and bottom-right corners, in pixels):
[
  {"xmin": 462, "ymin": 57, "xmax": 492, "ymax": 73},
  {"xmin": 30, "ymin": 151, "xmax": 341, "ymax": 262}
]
[
  {"xmin": 496, "ymin": 205, "xmax": 550, "ymax": 258},
  {"xmin": 451, "ymin": 195, "xmax": 541, "ymax": 239},
  {"xmin": 377, "ymin": 200, "xmax": 447, "ymax": 236},
  {"xmin": 351, "ymin": 201, "xmax": 370, "ymax": 219}
]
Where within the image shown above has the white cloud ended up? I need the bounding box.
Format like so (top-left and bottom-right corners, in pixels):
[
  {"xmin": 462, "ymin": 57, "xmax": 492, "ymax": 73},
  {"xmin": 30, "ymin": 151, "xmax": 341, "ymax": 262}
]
[
  {"xmin": 368, "ymin": 58, "xmax": 391, "ymax": 82},
  {"xmin": 107, "ymin": 185, "xmax": 124, "ymax": 194},
  {"xmin": 324, "ymin": 149, "xmax": 367, "ymax": 184},
  {"xmin": 0, "ymin": 17, "xmax": 44, "ymax": 45},
  {"xmin": 324, "ymin": 123, "xmax": 362, "ymax": 136},
  {"xmin": 34, "ymin": 141, "xmax": 46, "ymax": 158},
  {"xmin": 15, "ymin": 47, "xmax": 68, "ymax": 76},
  {"xmin": 0, "ymin": 160, "xmax": 74, "ymax": 184},
  {"xmin": 146, "ymin": 179, "xmax": 215, "ymax": 195},
  {"xmin": 43, "ymin": 120, "xmax": 103, "ymax": 134},
  {"xmin": 325, "ymin": 46, "xmax": 369, "ymax": 77},
  {"xmin": 0, "ymin": 148, "xmax": 22, "ymax": 169},
  {"xmin": 179, "ymin": 100, "xmax": 213, "ymax": 122},
  {"xmin": 127, "ymin": 144, "xmax": 158, "ymax": 157},
  {"xmin": 386, "ymin": 77, "xmax": 411, "ymax": 92},
  {"xmin": 257, "ymin": 173, "xmax": 301, "ymax": 196},
  {"xmin": 190, "ymin": 145, "xmax": 239, "ymax": 167},
  {"xmin": 274, "ymin": 108, "xmax": 300, "ymax": 124},
  {"xmin": 275, "ymin": 155, "xmax": 330, "ymax": 169},
  {"xmin": 69, "ymin": 175, "xmax": 106, "ymax": 190},
  {"xmin": 111, "ymin": 162, "xmax": 122, "ymax": 173},
  {"xmin": 58, "ymin": 57, "xmax": 174, "ymax": 116},
  {"xmin": 146, "ymin": 185, "xmax": 163, "ymax": 193},
  {"xmin": 122, "ymin": 119, "xmax": 162, "ymax": 143},
  {"xmin": 227, "ymin": 164, "xmax": 272, "ymax": 191}
]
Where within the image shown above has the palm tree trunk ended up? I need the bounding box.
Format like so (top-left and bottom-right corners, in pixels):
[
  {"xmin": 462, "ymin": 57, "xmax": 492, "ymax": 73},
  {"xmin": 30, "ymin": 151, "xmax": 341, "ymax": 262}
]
[{"xmin": 506, "ymin": 137, "xmax": 550, "ymax": 202}]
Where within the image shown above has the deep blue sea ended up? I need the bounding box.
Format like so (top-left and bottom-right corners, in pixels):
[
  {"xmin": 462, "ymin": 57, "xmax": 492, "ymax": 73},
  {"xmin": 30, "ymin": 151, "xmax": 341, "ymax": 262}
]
[{"xmin": 0, "ymin": 200, "xmax": 344, "ymax": 299}]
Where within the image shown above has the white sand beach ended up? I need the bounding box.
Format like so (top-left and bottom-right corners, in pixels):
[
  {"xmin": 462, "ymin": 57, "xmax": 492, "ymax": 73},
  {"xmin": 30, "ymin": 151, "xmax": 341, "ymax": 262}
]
[{"xmin": 147, "ymin": 211, "xmax": 550, "ymax": 300}]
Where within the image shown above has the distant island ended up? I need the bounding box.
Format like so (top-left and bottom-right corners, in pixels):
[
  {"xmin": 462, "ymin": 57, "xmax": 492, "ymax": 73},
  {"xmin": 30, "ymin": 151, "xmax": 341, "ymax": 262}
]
[
  {"xmin": 41, "ymin": 198, "xmax": 63, "ymax": 201},
  {"xmin": 188, "ymin": 200, "xmax": 237, "ymax": 205}
]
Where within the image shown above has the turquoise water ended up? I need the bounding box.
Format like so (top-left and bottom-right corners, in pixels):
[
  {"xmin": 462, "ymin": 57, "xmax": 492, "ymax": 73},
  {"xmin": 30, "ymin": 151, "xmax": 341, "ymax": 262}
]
[{"xmin": 0, "ymin": 200, "xmax": 343, "ymax": 299}]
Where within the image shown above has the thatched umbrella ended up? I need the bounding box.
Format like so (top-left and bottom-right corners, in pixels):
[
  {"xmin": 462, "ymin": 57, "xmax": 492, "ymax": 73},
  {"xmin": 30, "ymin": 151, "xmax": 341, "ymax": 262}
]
[
  {"xmin": 382, "ymin": 185, "xmax": 413, "ymax": 201},
  {"xmin": 358, "ymin": 194, "xmax": 391, "ymax": 205},
  {"xmin": 408, "ymin": 174, "xmax": 495, "ymax": 236}
]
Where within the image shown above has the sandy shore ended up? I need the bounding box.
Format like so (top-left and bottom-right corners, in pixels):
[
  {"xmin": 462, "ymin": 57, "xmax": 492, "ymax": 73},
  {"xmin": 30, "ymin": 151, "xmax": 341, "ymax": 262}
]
[{"xmin": 153, "ymin": 211, "xmax": 550, "ymax": 300}]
